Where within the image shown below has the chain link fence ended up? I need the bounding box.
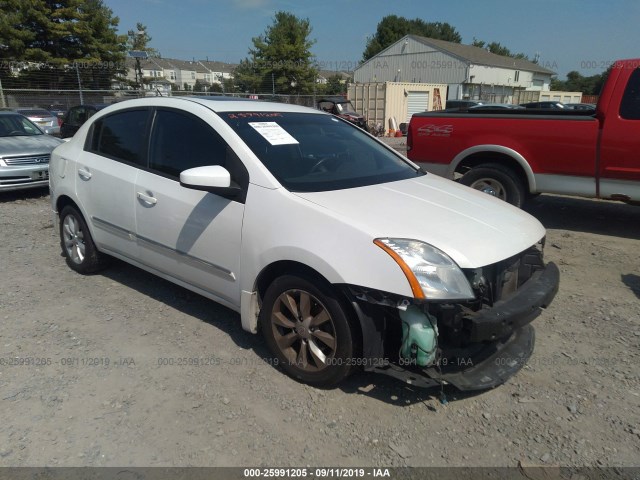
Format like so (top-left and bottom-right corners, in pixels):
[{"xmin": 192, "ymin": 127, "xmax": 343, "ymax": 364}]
[{"xmin": 0, "ymin": 88, "xmax": 323, "ymax": 112}]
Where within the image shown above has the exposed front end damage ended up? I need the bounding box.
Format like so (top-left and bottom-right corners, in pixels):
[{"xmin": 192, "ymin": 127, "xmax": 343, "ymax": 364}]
[{"xmin": 341, "ymin": 244, "xmax": 559, "ymax": 391}]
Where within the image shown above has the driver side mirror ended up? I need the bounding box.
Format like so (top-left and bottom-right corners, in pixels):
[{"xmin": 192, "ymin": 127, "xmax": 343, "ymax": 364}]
[{"xmin": 180, "ymin": 165, "xmax": 241, "ymax": 199}]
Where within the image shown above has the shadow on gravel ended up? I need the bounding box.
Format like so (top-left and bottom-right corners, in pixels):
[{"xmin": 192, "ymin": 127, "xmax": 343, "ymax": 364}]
[
  {"xmin": 524, "ymin": 194, "xmax": 640, "ymax": 240},
  {"xmin": 101, "ymin": 258, "xmax": 269, "ymax": 357},
  {"xmin": 337, "ymin": 372, "xmax": 486, "ymax": 406},
  {"xmin": 0, "ymin": 187, "xmax": 49, "ymax": 202},
  {"xmin": 621, "ymin": 274, "xmax": 640, "ymax": 299}
]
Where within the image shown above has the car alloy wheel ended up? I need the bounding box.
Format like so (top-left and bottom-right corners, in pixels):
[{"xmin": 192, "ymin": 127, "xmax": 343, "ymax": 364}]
[
  {"xmin": 270, "ymin": 289, "xmax": 337, "ymax": 372},
  {"xmin": 59, "ymin": 205, "xmax": 107, "ymax": 274},
  {"xmin": 260, "ymin": 274, "xmax": 355, "ymax": 386},
  {"xmin": 62, "ymin": 213, "xmax": 86, "ymax": 265}
]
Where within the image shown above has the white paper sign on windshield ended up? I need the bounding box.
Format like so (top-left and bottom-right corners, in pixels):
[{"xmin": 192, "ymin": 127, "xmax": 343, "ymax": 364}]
[{"xmin": 248, "ymin": 122, "xmax": 299, "ymax": 146}]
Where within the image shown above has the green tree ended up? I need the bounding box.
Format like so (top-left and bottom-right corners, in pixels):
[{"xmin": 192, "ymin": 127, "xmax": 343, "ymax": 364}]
[
  {"xmin": 471, "ymin": 37, "xmax": 530, "ymax": 60},
  {"xmin": 234, "ymin": 11, "xmax": 318, "ymax": 95},
  {"xmin": 324, "ymin": 74, "xmax": 346, "ymax": 95},
  {"xmin": 222, "ymin": 76, "xmax": 235, "ymax": 94},
  {"xmin": 362, "ymin": 15, "xmax": 461, "ymax": 61},
  {"xmin": 194, "ymin": 79, "xmax": 222, "ymax": 93},
  {"xmin": 127, "ymin": 22, "xmax": 158, "ymax": 57},
  {"xmin": 550, "ymin": 68, "xmax": 610, "ymax": 95},
  {"xmin": 0, "ymin": 0, "xmax": 126, "ymax": 88}
]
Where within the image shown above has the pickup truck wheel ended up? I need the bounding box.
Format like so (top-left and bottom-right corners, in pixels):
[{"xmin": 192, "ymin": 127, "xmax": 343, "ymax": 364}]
[
  {"xmin": 59, "ymin": 205, "xmax": 108, "ymax": 274},
  {"xmin": 260, "ymin": 275, "xmax": 355, "ymax": 387},
  {"xmin": 459, "ymin": 164, "xmax": 526, "ymax": 207}
]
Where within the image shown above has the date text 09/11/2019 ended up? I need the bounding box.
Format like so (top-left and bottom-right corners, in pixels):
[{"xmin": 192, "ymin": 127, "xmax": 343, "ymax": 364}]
[{"xmin": 243, "ymin": 468, "xmax": 391, "ymax": 478}]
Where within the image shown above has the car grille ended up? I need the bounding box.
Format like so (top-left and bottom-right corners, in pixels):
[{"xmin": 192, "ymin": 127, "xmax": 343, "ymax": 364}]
[
  {"xmin": 468, "ymin": 244, "xmax": 545, "ymax": 306},
  {"xmin": 3, "ymin": 155, "xmax": 50, "ymax": 166}
]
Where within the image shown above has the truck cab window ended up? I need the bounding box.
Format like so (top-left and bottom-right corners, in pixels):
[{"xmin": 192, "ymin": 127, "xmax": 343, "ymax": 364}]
[{"xmin": 620, "ymin": 68, "xmax": 640, "ymax": 120}]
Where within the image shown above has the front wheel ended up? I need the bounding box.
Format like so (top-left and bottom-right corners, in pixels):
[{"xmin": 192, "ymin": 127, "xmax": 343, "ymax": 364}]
[
  {"xmin": 259, "ymin": 275, "xmax": 356, "ymax": 387},
  {"xmin": 459, "ymin": 163, "xmax": 527, "ymax": 208}
]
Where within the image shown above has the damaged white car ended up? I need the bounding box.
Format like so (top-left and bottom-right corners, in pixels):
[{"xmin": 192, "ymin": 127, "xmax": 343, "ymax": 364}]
[{"xmin": 49, "ymin": 97, "xmax": 559, "ymax": 390}]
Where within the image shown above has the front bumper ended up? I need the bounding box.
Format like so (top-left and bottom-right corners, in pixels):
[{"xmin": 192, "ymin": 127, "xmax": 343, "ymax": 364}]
[
  {"xmin": 0, "ymin": 165, "xmax": 50, "ymax": 192},
  {"xmin": 465, "ymin": 262, "xmax": 559, "ymax": 342},
  {"xmin": 368, "ymin": 323, "xmax": 536, "ymax": 391},
  {"xmin": 424, "ymin": 324, "xmax": 535, "ymax": 390}
]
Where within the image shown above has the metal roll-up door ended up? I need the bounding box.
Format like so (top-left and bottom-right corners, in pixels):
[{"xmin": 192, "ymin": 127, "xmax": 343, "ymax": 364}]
[{"xmin": 406, "ymin": 91, "xmax": 430, "ymax": 122}]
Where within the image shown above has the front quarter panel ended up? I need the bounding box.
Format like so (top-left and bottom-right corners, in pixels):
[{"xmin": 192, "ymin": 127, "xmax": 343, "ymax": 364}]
[{"xmin": 240, "ymin": 184, "xmax": 414, "ymax": 300}]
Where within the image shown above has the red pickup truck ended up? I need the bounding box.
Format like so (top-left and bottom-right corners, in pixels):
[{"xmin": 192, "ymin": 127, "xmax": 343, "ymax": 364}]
[{"xmin": 407, "ymin": 58, "xmax": 640, "ymax": 207}]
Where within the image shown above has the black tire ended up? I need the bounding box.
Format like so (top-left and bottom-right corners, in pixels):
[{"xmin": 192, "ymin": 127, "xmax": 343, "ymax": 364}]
[
  {"xmin": 259, "ymin": 274, "xmax": 356, "ymax": 387},
  {"xmin": 459, "ymin": 163, "xmax": 527, "ymax": 208},
  {"xmin": 59, "ymin": 205, "xmax": 108, "ymax": 274}
]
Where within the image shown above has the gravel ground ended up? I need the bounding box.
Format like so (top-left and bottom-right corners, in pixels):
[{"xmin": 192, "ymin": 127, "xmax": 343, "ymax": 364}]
[{"xmin": 0, "ymin": 168, "xmax": 639, "ymax": 468}]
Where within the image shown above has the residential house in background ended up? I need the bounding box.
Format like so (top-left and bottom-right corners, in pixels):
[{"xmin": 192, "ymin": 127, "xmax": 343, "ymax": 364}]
[
  {"xmin": 316, "ymin": 70, "xmax": 352, "ymax": 85},
  {"xmin": 122, "ymin": 57, "xmax": 236, "ymax": 92}
]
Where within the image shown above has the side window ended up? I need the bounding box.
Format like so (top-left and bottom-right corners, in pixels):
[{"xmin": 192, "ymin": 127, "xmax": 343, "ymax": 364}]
[
  {"xmin": 90, "ymin": 110, "xmax": 149, "ymax": 166},
  {"xmin": 620, "ymin": 68, "xmax": 640, "ymax": 120},
  {"xmin": 77, "ymin": 107, "xmax": 88, "ymax": 124},
  {"xmin": 86, "ymin": 108, "xmax": 98, "ymax": 121},
  {"xmin": 66, "ymin": 107, "xmax": 80, "ymax": 125},
  {"xmin": 149, "ymin": 109, "xmax": 227, "ymax": 177}
]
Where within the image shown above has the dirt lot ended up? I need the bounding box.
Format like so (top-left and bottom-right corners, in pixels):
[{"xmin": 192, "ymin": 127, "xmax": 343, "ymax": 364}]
[{"xmin": 0, "ymin": 174, "xmax": 639, "ymax": 468}]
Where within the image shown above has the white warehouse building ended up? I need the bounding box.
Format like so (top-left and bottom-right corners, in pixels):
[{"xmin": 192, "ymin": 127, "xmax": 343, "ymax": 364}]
[{"xmin": 354, "ymin": 35, "xmax": 556, "ymax": 103}]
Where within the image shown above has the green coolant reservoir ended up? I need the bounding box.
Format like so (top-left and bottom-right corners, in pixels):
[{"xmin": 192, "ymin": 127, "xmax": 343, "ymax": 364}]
[{"xmin": 399, "ymin": 306, "xmax": 438, "ymax": 367}]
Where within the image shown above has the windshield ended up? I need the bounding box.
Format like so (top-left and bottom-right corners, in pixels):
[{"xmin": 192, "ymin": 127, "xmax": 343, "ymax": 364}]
[
  {"xmin": 221, "ymin": 112, "xmax": 423, "ymax": 192},
  {"xmin": 335, "ymin": 102, "xmax": 356, "ymax": 114},
  {"xmin": 0, "ymin": 114, "xmax": 43, "ymax": 137}
]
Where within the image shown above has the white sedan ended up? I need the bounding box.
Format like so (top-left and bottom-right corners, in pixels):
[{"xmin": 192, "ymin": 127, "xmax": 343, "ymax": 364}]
[{"xmin": 49, "ymin": 97, "xmax": 559, "ymax": 389}]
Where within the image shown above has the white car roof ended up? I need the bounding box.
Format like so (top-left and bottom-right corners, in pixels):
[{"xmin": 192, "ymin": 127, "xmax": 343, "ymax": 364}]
[{"xmin": 102, "ymin": 96, "xmax": 321, "ymax": 114}]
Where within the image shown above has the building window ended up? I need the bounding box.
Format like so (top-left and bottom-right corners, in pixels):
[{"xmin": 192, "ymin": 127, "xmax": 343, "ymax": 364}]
[
  {"xmin": 514, "ymin": 71, "xmax": 520, "ymax": 82},
  {"xmin": 191, "ymin": 72, "xmax": 195, "ymax": 79}
]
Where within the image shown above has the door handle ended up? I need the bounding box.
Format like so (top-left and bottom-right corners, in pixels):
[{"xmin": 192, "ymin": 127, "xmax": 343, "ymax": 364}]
[
  {"xmin": 77, "ymin": 168, "xmax": 92, "ymax": 180},
  {"xmin": 137, "ymin": 191, "xmax": 157, "ymax": 205}
]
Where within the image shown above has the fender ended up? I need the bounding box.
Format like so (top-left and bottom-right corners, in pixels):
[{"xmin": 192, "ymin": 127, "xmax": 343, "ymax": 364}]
[
  {"xmin": 239, "ymin": 248, "xmax": 348, "ymax": 333},
  {"xmin": 449, "ymin": 145, "xmax": 537, "ymax": 193}
]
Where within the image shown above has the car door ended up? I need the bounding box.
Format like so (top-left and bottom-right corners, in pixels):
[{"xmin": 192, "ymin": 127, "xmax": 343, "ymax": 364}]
[
  {"xmin": 75, "ymin": 108, "xmax": 150, "ymax": 259},
  {"xmin": 134, "ymin": 108, "xmax": 247, "ymax": 308},
  {"xmin": 599, "ymin": 67, "xmax": 640, "ymax": 200}
]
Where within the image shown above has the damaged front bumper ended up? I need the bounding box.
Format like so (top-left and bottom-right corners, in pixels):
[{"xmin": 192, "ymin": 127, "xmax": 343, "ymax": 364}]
[{"xmin": 342, "ymin": 260, "xmax": 559, "ymax": 391}]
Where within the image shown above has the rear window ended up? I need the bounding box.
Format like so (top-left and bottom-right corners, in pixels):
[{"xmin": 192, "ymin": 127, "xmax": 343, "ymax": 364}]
[
  {"xmin": 220, "ymin": 112, "xmax": 422, "ymax": 192},
  {"xmin": 16, "ymin": 109, "xmax": 52, "ymax": 117}
]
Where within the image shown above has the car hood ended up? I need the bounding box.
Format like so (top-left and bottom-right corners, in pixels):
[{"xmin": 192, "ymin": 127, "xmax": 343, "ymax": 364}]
[
  {"xmin": 293, "ymin": 174, "xmax": 546, "ymax": 268},
  {"xmin": 0, "ymin": 135, "xmax": 63, "ymax": 157}
]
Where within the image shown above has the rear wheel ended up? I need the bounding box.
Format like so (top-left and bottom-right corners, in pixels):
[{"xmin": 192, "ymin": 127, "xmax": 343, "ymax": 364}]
[
  {"xmin": 59, "ymin": 205, "xmax": 108, "ymax": 274},
  {"xmin": 459, "ymin": 163, "xmax": 527, "ymax": 208},
  {"xmin": 260, "ymin": 274, "xmax": 355, "ymax": 387}
]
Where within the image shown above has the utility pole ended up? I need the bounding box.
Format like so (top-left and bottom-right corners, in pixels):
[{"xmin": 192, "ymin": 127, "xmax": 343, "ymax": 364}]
[
  {"xmin": 75, "ymin": 62, "xmax": 84, "ymax": 104},
  {"xmin": 0, "ymin": 77, "xmax": 6, "ymax": 108}
]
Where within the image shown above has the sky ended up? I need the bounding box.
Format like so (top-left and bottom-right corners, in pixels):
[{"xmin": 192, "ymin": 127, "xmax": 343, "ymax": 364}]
[{"xmin": 104, "ymin": 0, "xmax": 639, "ymax": 78}]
